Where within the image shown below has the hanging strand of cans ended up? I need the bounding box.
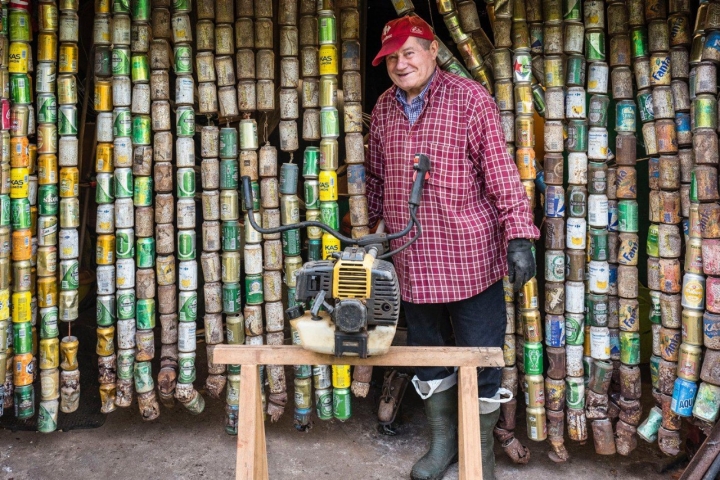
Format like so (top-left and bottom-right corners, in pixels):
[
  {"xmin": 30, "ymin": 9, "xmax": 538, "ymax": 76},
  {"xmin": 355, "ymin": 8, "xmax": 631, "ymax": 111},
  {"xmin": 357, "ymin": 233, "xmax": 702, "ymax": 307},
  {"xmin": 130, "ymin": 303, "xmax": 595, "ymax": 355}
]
[
  {"xmin": 0, "ymin": 0, "xmax": 11, "ymax": 418},
  {"xmin": 93, "ymin": 0, "xmax": 117, "ymax": 417}
]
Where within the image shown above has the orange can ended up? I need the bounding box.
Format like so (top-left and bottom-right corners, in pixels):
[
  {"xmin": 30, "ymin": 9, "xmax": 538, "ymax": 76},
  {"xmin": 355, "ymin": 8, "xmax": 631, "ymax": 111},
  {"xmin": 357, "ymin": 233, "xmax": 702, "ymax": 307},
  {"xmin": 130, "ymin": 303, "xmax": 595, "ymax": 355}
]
[
  {"xmin": 515, "ymin": 147, "xmax": 536, "ymax": 180},
  {"xmin": 13, "ymin": 353, "xmax": 34, "ymax": 386},
  {"xmin": 10, "ymin": 136, "xmax": 29, "ymax": 168},
  {"xmin": 11, "ymin": 229, "xmax": 32, "ymax": 261}
]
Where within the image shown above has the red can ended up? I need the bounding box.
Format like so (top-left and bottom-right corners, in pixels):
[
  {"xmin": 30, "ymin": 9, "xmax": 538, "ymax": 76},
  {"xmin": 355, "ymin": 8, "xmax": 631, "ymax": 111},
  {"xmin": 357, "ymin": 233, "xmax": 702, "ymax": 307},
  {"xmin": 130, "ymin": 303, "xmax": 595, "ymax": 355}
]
[
  {"xmin": 706, "ymin": 276, "xmax": 720, "ymax": 313},
  {"xmin": 703, "ymin": 239, "xmax": 720, "ymax": 275},
  {"xmin": 659, "ymin": 258, "xmax": 681, "ymax": 294}
]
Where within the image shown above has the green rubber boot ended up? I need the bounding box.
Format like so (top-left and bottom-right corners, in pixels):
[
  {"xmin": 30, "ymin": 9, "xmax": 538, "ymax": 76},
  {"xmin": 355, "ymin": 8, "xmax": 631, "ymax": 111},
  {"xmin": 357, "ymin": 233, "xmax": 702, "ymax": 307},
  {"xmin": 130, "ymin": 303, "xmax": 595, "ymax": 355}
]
[
  {"xmin": 411, "ymin": 385, "xmax": 459, "ymax": 480},
  {"xmin": 480, "ymin": 407, "xmax": 502, "ymax": 480}
]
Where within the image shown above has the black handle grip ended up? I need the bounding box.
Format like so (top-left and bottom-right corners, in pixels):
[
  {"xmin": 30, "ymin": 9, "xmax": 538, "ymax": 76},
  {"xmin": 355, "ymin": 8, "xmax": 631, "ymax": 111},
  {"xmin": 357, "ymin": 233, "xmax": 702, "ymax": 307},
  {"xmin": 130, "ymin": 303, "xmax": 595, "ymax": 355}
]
[
  {"xmin": 409, "ymin": 153, "xmax": 431, "ymax": 208},
  {"xmin": 241, "ymin": 175, "xmax": 254, "ymax": 212}
]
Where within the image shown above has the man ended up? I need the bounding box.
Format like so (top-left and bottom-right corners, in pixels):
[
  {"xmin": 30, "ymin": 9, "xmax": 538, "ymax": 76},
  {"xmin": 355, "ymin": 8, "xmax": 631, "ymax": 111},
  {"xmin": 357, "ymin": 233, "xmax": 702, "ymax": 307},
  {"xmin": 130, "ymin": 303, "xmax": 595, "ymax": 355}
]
[{"xmin": 366, "ymin": 16, "xmax": 540, "ymax": 480}]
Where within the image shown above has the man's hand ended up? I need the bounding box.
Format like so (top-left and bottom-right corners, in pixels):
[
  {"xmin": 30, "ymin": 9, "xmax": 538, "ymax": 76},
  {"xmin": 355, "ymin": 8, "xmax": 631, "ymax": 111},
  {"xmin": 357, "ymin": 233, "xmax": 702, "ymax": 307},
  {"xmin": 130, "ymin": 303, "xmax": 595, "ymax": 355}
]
[{"xmin": 507, "ymin": 239, "xmax": 536, "ymax": 292}]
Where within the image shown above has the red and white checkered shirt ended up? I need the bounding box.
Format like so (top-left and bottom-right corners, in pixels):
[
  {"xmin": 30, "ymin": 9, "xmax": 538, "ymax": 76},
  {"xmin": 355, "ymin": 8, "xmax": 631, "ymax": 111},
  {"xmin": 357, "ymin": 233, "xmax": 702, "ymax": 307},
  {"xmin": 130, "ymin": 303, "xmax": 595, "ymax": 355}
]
[{"xmin": 366, "ymin": 68, "xmax": 540, "ymax": 304}]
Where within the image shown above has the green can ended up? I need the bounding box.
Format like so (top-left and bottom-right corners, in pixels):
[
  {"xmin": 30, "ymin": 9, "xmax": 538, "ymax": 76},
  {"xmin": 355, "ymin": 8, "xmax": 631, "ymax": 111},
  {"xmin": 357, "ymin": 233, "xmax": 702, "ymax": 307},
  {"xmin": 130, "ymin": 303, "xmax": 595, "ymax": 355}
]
[
  {"xmin": 220, "ymin": 160, "xmax": 239, "ymax": 189},
  {"xmin": 58, "ymin": 105, "xmax": 78, "ymax": 135},
  {"xmin": 524, "ymin": 342, "xmax": 544, "ymax": 375},
  {"xmin": 630, "ymin": 27, "xmax": 648, "ymax": 59},
  {"xmin": 333, "ymin": 387, "xmax": 352, "ymax": 420},
  {"xmin": 585, "ymin": 29, "xmax": 605, "ymax": 61},
  {"xmin": 618, "ymin": 200, "xmax": 638, "ymax": 232},
  {"xmin": 174, "ymin": 45, "xmax": 193, "ymax": 74},
  {"xmin": 11, "ymin": 198, "xmax": 31, "ymax": 230},
  {"xmin": 136, "ymin": 298, "xmax": 156, "ymax": 330},
  {"xmin": 219, "ymin": 128, "xmax": 238, "ymax": 158},
  {"xmin": 304, "ymin": 179, "xmax": 320, "ymax": 209},
  {"xmin": 222, "ymin": 221, "xmax": 241, "ymax": 251},
  {"xmin": 637, "ymin": 90, "xmax": 654, "ymax": 123},
  {"xmin": 320, "ymin": 107, "xmax": 340, "ymax": 138},
  {"xmin": 531, "ymin": 83, "xmax": 547, "ymax": 117},
  {"xmin": 38, "ymin": 186, "xmax": 59, "ymax": 216},
  {"xmin": 589, "ymin": 227, "xmax": 608, "ymax": 261},
  {"xmin": 565, "ymin": 55, "xmax": 586, "ymax": 86},
  {"xmin": 690, "ymin": 171, "xmax": 698, "ymax": 203},
  {"xmin": 176, "ymin": 106, "xmax": 195, "ymax": 137},
  {"xmin": 0, "ymin": 195, "xmax": 10, "ymax": 226},
  {"xmin": 117, "ymin": 289, "xmax": 136, "ymax": 319},
  {"xmin": 226, "ymin": 316, "xmax": 245, "ymax": 345},
  {"xmin": 319, "ymin": 201, "xmax": 339, "ymax": 230},
  {"xmin": 694, "ymin": 95, "xmax": 718, "ymax": 129},
  {"xmin": 96, "ymin": 297, "xmax": 115, "ymax": 328},
  {"xmin": 13, "ymin": 321, "xmax": 32, "ymax": 354},
  {"xmin": 176, "ymin": 167, "xmax": 195, "ymax": 198},
  {"xmin": 9, "ymin": 9, "xmax": 31, "ymax": 42},
  {"xmin": 315, "ymin": 388, "xmax": 333, "ymax": 420},
  {"xmin": 566, "ymin": 119, "xmax": 588, "ymax": 152},
  {"xmin": 113, "ymin": 107, "xmax": 132, "ymax": 137},
  {"xmin": 223, "ymin": 282, "xmax": 242, "ymax": 314},
  {"xmin": 133, "ymin": 175, "xmax": 153, "ymax": 206},
  {"xmin": 287, "ymin": 287, "xmax": 298, "ymax": 308},
  {"xmin": 131, "ymin": 0, "xmax": 150, "ymax": 22},
  {"xmin": 95, "ymin": 173, "xmax": 114, "ymax": 204},
  {"xmin": 303, "ymin": 147, "xmax": 320, "ymax": 178},
  {"xmin": 178, "ymin": 230, "xmax": 196, "ymax": 260},
  {"xmin": 115, "ymin": 168, "xmax": 133, "ymax": 197},
  {"xmin": 586, "ymin": 294, "xmax": 608, "ymax": 327},
  {"xmin": 10, "ymin": 74, "xmax": 31, "ymax": 104},
  {"xmin": 136, "ymin": 237, "xmax": 156, "ymax": 268},
  {"xmin": 116, "ymin": 229, "xmax": 135, "ymax": 259},
  {"xmin": 294, "ymin": 363, "xmax": 312, "ymax": 378},
  {"xmin": 647, "ymin": 224, "xmax": 659, "ymax": 257},
  {"xmin": 318, "ymin": 11, "xmax": 337, "ymax": 44},
  {"xmin": 565, "ymin": 313, "xmax": 585, "ymax": 345},
  {"xmin": 112, "ymin": 47, "xmax": 131, "ymax": 76},
  {"xmin": 172, "ymin": 0, "xmax": 191, "ymax": 12},
  {"xmin": 178, "ymin": 291, "xmax": 197, "ymax": 322},
  {"xmin": 308, "ymin": 238, "xmax": 322, "ymax": 261},
  {"xmin": 40, "ymin": 306, "xmax": 60, "ymax": 337},
  {"xmin": 240, "ymin": 181, "xmax": 260, "ymax": 213},
  {"xmin": 37, "ymin": 93, "xmax": 58, "ymax": 124},
  {"xmin": 134, "ymin": 361, "xmax": 154, "ymax": 393},
  {"xmin": 117, "ymin": 350, "xmax": 135, "ymax": 380},
  {"xmin": 37, "ymin": 400, "xmax": 58, "ymax": 433},
  {"xmin": 14, "ymin": 385, "xmax": 34, "ymax": 420},
  {"xmin": 132, "ymin": 115, "xmax": 151, "ymax": 145},
  {"xmin": 60, "ymin": 259, "xmax": 80, "ymax": 290},
  {"xmin": 444, "ymin": 58, "xmax": 472, "ymax": 79},
  {"xmin": 178, "ymin": 353, "xmax": 197, "ymax": 384},
  {"xmin": 130, "ymin": 53, "xmax": 149, "ymax": 83},
  {"xmin": 565, "ymin": 377, "xmax": 585, "ymax": 409},
  {"xmin": 282, "ymin": 229, "xmax": 301, "ymax": 256},
  {"xmin": 649, "ymin": 354, "xmax": 660, "ymax": 389},
  {"xmin": 620, "ymin": 331, "xmax": 640, "ymax": 365},
  {"xmin": 113, "ymin": 0, "xmax": 130, "ymax": 13},
  {"xmin": 563, "ymin": 0, "xmax": 582, "ymax": 21},
  {"xmin": 245, "ymin": 275, "xmax": 264, "ymax": 305}
]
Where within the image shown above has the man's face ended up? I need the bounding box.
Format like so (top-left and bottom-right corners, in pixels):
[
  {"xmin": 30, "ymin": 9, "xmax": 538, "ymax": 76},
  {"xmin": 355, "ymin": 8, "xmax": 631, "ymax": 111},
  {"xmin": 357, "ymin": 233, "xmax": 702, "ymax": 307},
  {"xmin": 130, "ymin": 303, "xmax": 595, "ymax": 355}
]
[{"xmin": 385, "ymin": 36, "xmax": 438, "ymax": 97}]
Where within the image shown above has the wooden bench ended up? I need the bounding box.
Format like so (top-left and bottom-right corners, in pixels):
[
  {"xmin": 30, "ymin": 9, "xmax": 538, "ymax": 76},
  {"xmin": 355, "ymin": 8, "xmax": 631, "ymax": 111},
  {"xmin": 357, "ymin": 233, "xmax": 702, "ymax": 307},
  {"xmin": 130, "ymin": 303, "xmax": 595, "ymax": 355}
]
[{"xmin": 214, "ymin": 345, "xmax": 504, "ymax": 480}]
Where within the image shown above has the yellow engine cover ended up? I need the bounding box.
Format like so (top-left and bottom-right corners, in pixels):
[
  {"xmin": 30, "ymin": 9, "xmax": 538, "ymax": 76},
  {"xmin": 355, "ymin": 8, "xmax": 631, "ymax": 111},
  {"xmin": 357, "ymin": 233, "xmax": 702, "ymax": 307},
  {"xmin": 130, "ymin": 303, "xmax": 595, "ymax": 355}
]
[{"xmin": 332, "ymin": 251, "xmax": 375, "ymax": 299}]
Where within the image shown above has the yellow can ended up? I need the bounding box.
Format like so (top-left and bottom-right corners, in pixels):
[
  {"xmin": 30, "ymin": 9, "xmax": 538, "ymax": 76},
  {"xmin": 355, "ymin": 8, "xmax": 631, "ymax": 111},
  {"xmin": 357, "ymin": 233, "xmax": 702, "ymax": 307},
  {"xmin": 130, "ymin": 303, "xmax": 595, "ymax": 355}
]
[
  {"xmin": 8, "ymin": 42, "xmax": 29, "ymax": 74},
  {"xmin": 59, "ymin": 43, "xmax": 78, "ymax": 74},
  {"xmin": 38, "ymin": 154, "xmax": 58, "ymax": 185},
  {"xmin": 96, "ymin": 326, "xmax": 115, "ymax": 356},
  {"xmin": 10, "ymin": 136, "xmax": 29, "ymax": 168},
  {"xmin": 38, "ymin": 33, "xmax": 58, "ymax": 63},
  {"xmin": 9, "ymin": 167, "xmax": 29, "ymax": 199},
  {"xmin": 322, "ymin": 232, "xmax": 341, "ymax": 260},
  {"xmin": 318, "ymin": 170, "xmax": 338, "ymax": 201},
  {"xmin": 11, "ymin": 291, "xmax": 32, "ymax": 323},
  {"xmin": 28, "ymin": 144, "xmax": 37, "ymax": 172},
  {"xmin": 96, "ymin": 143, "xmax": 113, "ymax": 172},
  {"xmin": 0, "ymin": 288, "xmax": 9, "ymax": 320},
  {"xmin": 95, "ymin": 0, "xmax": 111, "ymax": 13},
  {"xmin": 30, "ymin": 207, "xmax": 38, "ymax": 237},
  {"xmin": 39, "ymin": 338, "xmax": 60, "ymax": 370},
  {"xmin": 57, "ymin": 74, "xmax": 77, "ymax": 105},
  {"xmin": 37, "ymin": 277, "xmax": 58, "ymax": 308},
  {"xmin": 96, "ymin": 234, "xmax": 115, "ymax": 265},
  {"xmin": 332, "ymin": 364, "xmax": 351, "ymax": 388},
  {"xmin": 318, "ymin": 44, "xmax": 338, "ymax": 75},
  {"xmin": 38, "ymin": 3, "xmax": 59, "ymax": 32},
  {"xmin": 94, "ymin": 80, "xmax": 112, "ymax": 112},
  {"xmin": 59, "ymin": 167, "xmax": 79, "ymax": 198}
]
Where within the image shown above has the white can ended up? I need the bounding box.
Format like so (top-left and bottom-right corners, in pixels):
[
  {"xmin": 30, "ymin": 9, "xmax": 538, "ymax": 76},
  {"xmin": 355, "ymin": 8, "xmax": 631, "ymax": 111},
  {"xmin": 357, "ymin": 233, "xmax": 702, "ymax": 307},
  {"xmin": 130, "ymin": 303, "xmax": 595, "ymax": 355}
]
[
  {"xmin": 587, "ymin": 62, "xmax": 609, "ymax": 94},
  {"xmin": 565, "ymin": 281, "xmax": 585, "ymax": 313},
  {"xmin": 565, "ymin": 345, "xmax": 585, "ymax": 377},
  {"xmin": 198, "ymin": 83, "xmax": 219, "ymax": 114},
  {"xmin": 244, "ymin": 243, "xmax": 263, "ymax": 275},
  {"xmin": 115, "ymin": 198, "xmax": 134, "ymax": 228},
  {"xmin": 681, "ymin": 272, "xmax": 706, "ymax": 310},
  {"xmin": 115, "ymin": 258, "xmax": 136, "ymax": 289},
  {"xmin": 28, "ymin": 177, "xmax": 37, "ymax": 206},
  {"xmin": 202, "ymin": 191, "xmax": 220, "ymax": 221},
  {"xmin": 117, "ymin": 318, "xmax": 137, "ymax": 349},
  {"xmin": 96, "ymin": 265, "xmax": 116, "ymax": 295},
  {"xmin": 38, "ymin": 216, "xmax": 58, "ymax": 246},
  {"xmin": 96, "ymin": 113, "xmax": 114, "ymax": 142},
  {"xmin": 176, "ymin": 137, "xmax": 195, "ymax": 167},
  {"xmin": 588, "ymin": 260, "xmax": 610, "ymax": 294},
  {"xmin": 567, "ymin": 152, "xmax": 588, "ymax": 184},
  {"xmin": 151, "ymin": 101, "xmax": 172, "ymax": 132},
  {"xmin": 177, "ymin": 321, "xmax": 197, "ymax": 353},
  {"xmin": 177, "ymin": 200, "xmax": 196, "ymax": 230},
  {"xmin": 59, "ymin": 290, "xmax": 79, "ymax": 322},
  {"xmin": 96, "ymin": 203, "xmax": 115, "ymax": 233},
  {"xmin": 589, "ymin": 326, "xmax": 611, "ymax": 360},
  {"xmin": 131, "ymin": 83, "xmax": 151, "ymax": 114},
  {"xmin": 112, "ymin": 14, "xmax": 131, "ymax": 45},
  {"xmin": 113, "ymin": 137, "xmax": 133, "ymax": 167},
  {"xmin": 59, "ymin": 228, "xmax": 79, "ymax": 259},
  {"xmin": 218, "ymin": 86, "xmax": 239, "ymax": 118},
  {"xmin": 113, "ymin": 77, "xmax": 132, "ymax": 107},
  {"xmin": 178, "ymin": 260, "xmax": 198, "ymax": 291},
  {"xmin": 588, "ymin": 127, "xmax": 609, "ymax": 159},
  {"xmin": 566, "ymin": 87, "xmax": 586, "ymax": 118},
  {"xmin": 58, "ymin": 136, "xmax": 79, "ymax": 167},
  {"xmin": 175, "ymin": 75, "xmax": 195, "ymax": 105},
  {"xmin": 171, "ymin": 13, "xmax": 193, "ymax": 44},
  {"xmin": 545, "ymin": 87, "xmax": 565, "ymax": 120},
  {"xmin": 566, "ymin": 217, "xmax": 587, "ymax": 249},
  {"xmin": 588, "ymin": 194, "xmax": 609, "ymax": 227},
  {"xmin": 59, "ymin": 11, "xmax": 80, "ymax": 43}
]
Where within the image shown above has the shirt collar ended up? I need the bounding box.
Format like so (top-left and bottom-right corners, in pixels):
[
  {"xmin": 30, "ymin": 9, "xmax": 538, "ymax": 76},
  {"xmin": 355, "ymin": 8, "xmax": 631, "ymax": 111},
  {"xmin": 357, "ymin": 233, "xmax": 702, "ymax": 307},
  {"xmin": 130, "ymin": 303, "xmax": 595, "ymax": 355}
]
[{"xmin": 394, "ymin": 67, "xmax": 438, "ymax": 106}]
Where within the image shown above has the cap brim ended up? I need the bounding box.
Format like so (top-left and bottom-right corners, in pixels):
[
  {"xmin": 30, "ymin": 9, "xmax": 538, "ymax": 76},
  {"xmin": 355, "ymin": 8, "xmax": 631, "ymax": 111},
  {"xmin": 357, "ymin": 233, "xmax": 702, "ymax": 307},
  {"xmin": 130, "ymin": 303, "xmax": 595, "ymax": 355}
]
[{"xmin": 372, "ymin": 36, "xmax": 409, "ymax": 66}]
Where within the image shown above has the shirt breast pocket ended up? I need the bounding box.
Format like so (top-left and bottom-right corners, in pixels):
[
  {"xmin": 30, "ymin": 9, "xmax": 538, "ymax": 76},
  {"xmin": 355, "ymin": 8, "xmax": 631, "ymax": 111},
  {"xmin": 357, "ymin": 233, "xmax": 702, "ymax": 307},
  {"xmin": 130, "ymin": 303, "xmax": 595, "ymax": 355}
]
[{"xmin": 423, "ymin": 142, "xmax": 472, "ymax": 212}]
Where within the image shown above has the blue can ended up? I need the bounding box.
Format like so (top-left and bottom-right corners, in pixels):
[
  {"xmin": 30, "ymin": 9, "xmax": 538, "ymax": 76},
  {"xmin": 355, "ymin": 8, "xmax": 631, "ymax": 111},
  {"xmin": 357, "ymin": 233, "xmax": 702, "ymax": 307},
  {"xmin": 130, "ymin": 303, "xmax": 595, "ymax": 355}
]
[
  {"xmin": 675, "ymin": 112, "xmax": 691, "ymax": 137},
  {"xmin": 607, "ymin": 200, "xmax": 619, "ymax": 232},
  {"xmin": 545, "ymin": 185, "xmax": 565, "ymax": 218},
  {"xmin": 609, "ymin": 264, "xmax": 618, "ymax": 292},
  {"xmin": 609, "ymin": 329, "xmax": 620, "ymax": 359},
  {"xmin": 671, "ymin": 377, "xmax": 698, "ymax": 417},
  {"xmin": 545, "ymin": 314, "xmax": 565, "ymax": 347},
  {"xmin": 615, "ymin": 100, "xmax": 637, "ymax": 132}
]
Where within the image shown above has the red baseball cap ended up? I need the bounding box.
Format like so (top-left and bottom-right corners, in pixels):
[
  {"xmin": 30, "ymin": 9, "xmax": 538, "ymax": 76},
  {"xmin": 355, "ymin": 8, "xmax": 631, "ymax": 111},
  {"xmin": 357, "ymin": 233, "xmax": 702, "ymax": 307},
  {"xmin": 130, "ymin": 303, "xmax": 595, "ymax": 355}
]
[{"xmin": 372, "ymin": 16, "xmax": 435, "ymax": 66}]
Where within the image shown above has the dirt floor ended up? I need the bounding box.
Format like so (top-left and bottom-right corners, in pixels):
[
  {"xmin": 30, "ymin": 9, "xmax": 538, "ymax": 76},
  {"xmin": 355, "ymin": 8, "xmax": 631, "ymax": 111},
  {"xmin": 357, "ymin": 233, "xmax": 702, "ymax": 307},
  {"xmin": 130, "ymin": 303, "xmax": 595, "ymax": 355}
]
[{"xmin": 1, "ymin": 373, "xmax": 680, "ymax": 480}]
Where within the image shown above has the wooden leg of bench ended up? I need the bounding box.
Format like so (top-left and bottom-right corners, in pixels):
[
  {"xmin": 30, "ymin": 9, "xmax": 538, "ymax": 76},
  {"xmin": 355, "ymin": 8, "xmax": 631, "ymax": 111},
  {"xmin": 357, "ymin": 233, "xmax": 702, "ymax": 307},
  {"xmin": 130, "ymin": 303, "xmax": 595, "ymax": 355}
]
[
  {"xmin": 457, "ymin": 366, "xmax": 482, "ymax": 480},
  {"xmin": 237, "ymin": 364, "xmax": 269, "ymax": 480}
]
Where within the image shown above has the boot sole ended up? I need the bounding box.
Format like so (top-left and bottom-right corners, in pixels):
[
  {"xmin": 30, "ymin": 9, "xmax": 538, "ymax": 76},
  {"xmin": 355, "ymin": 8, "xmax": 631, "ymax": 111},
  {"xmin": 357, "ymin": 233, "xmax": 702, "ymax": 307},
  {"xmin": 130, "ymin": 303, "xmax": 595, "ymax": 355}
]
[{"xmin": 409, "ymin": 453, "xmax": 459, "ymax": 480}]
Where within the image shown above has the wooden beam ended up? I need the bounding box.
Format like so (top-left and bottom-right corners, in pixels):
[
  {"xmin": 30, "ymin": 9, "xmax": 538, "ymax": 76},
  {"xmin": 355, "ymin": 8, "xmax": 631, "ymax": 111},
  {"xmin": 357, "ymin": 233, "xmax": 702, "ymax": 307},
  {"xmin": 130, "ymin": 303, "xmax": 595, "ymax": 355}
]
[
  {"xmin": 237, "ymin": 365, "xmax": 269, "ymax": 480},
  {"xmin": 458, "ymin": 366, "xmax": 483, "ymax": 480},
  {"xmin": 213, "ymin": 345, "xmax": 504, "ymax": 368}
]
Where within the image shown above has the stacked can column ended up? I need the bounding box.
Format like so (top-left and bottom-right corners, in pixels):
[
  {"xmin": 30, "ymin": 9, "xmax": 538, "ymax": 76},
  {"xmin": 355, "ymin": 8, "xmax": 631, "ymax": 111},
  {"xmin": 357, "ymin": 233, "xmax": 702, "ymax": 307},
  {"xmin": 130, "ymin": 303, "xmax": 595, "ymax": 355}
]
[
  {"xmin": 110, "ymin": 1, "xmax": 136, "ymax": 410},
  {"xmin": 130, "ymin": 0, "xmax": 161, "ymax": 421},
  {"xmin": 434, "ymin": 1, "xmax": 477, "ymax": 83},
  {"xmin": 93, "ymin": 1, "xmax": 118, "ymax": 417},
  {"xmin": 0, "ymin": 0, "xmax": 10, "ymax": 417}
]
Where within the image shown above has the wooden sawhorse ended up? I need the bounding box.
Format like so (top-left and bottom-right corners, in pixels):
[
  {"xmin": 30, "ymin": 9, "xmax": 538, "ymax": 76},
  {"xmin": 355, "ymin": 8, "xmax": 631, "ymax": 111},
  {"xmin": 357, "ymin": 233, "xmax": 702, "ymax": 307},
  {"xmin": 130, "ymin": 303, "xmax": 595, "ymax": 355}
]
[{"xmin": 213, "ymin": 345, "xmax": 504, "ymax": 480}]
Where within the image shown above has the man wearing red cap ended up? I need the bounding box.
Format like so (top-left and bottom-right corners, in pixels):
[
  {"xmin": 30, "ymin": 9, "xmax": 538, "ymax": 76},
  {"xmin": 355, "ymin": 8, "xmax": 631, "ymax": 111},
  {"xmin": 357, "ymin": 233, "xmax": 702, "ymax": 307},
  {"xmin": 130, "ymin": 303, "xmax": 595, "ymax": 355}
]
[{"xmin": 366, "ymin": 15, "xmax": 540, "ymax": 480}]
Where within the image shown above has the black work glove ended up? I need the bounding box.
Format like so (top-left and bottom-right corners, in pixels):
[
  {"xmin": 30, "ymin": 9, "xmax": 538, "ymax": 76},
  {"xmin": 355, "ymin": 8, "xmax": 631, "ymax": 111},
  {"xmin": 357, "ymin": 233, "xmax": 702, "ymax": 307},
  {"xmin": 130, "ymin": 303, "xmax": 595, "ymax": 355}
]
[{"xmin": 507, "ymin": 238, "xmax": 536, "ymax": 292}]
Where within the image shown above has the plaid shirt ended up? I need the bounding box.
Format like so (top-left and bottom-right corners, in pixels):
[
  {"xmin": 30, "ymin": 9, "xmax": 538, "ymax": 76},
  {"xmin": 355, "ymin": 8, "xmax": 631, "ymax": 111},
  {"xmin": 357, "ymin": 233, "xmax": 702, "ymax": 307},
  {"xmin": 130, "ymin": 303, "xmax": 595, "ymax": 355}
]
[
  {"xmin": 366, "ymin": 68, "xmax": 540, "ymax": 303},
  {"xmin": 395, "ymin": 70, "xmax": 435, "ymax": 125}
]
